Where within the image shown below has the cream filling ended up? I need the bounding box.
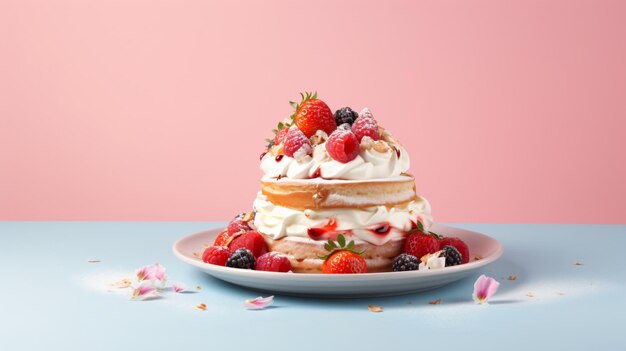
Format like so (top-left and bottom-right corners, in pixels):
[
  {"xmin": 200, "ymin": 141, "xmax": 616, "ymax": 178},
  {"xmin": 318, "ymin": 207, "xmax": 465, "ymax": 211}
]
[{"xmin": 252, "ymin": 192, "xmax": 433, "ymax": 246}]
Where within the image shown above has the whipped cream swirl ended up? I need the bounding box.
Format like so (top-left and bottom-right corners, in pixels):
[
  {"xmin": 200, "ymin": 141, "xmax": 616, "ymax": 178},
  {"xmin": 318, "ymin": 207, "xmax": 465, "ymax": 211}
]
[
  {"xmin": 253, "ymin": 192, "xmax": 433, "ymax": 246},
  {"xmin": 260, "ymin": 138, "xmax": 410, "ymax": 180}
]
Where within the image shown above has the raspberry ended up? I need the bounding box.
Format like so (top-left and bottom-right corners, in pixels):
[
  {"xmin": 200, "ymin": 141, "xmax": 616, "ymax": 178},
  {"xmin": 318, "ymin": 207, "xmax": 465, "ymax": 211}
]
[
  {"xmin": 283, "ymin": 126, "xmax": 312, "ymax": 158},
  {"xmin": 334, "ymin": 107, "xmax": 358, "ymax": 126},
  {"xmin": 441, "ymin": 245, "xmax": 463, "ymax": 266},
  {"xmin": 325, "ymin": 125, "xmax": 360, "ymax": 163},
  {"xmin": 439, "ymin": 237, "xmax": 469, "ymax": 264},
  {"xmin": 392, "ymin": 253, "xmax": 420, "ymax": 272},
  {"xmin": 228, "ymin": 231, "xmax": 269, "ymax": 258},
  {"xmin": 256, "ymin": 252, "xmax": 292, "ymax": 272},
  {"xmin": 227, "ymin": 216, "xmax": 252, "ymax": 236},
  {"xmin": 352, "ymin": 108, "xmax": 380, "ymax": 141},
  {"xmin": 274, "ymin": 128, "xmax": 289, "ymax": 145},
  {"xmin": 202, "ymin": 246, "xmax": 231, "ymax": 266},
  {"xmin": 403, "ymin": 232, "xmax": 440, "ymax": 260},
  {"xmin": 226, "ymin": 248, "xmax": 255, "ymax": 269}
]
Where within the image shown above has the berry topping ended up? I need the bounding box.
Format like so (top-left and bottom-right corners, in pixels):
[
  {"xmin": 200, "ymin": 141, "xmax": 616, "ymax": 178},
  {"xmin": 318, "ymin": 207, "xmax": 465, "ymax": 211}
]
[
  {"xmin": 202, "ymin": 246, "xmax": 231, "ymax": 266},
  {"xmin": 402, "ymin": 231, "xmax": 440, "ymax": 260},
  {"xmin": 283, "ymin": 126, "xmax": 313, "ymax": 158},
  {"xmin": 325, "ymin": 126, "xmax": 360, "ymax": 163},
  {"xmin": 392, "ymin": 253, "xmax": 420, "ymax": 272},
  {"xmin": 256, "ymin": 252, "xmax": 292, "ymax": 272},
  {"xmin": 439, "ymin": 237, "xmax": 469, "ymax": 264},
  {"xmin": 213, "ymin": 229, "xmax": 231, "ymax": 246},
  {"xmin": 226, "ymin": 248, "xmax": 256, "ymax": 269},
  {"xmin": 291, "ymin": 92, "xmax": 337, "ymax": 137},
  {"xmin": 228, "ymin": 231, "xmax": 269, "ymax": 258},
  {"xmin": 334, "ymin": 107, "xmax": 358, "ymax": 126},
  {"xmin": 320, "ymin": 234, "xmax": 367, "ymax": 274},
  {"xmin": 441, "ymin": 245, "xmax": 463, "ymax": 266},
  {"xmin": 274, "ymin": 127, "xmax": 289, "ymax": 145},
  {"xmin": 352, "ymin": 108, "xmax": 380, "ymax": 141},
  {"xmin": 227, "ymin": 215, "xmax": 253, "ymax": 236}
]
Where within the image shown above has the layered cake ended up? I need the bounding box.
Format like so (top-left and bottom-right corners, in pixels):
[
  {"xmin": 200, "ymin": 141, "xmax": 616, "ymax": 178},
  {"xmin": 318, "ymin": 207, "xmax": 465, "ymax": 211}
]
[{"xmin": 202, "ymin": 92, "xmax": 470, "ymax": 274}]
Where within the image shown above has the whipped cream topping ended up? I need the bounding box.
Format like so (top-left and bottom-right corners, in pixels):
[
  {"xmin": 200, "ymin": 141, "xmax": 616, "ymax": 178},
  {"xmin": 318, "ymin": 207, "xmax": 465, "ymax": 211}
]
[
  {"xmin": 260, "ymin": 139, "xmax": 410, "ymax": 180},
  {"xmin": 253, "ymin": 192, "xmax": 433, "ymax": 246}
]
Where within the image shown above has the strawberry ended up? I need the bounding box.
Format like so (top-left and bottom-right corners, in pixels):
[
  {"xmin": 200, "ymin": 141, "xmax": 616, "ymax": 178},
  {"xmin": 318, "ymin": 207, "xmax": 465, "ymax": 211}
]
[
  {"xmin": 227, "ymin": 213, "xmax": 254, "ymax": 236},
  {"xmin": 325, "ymin": 125, "xmax": 360, "ymax": 163},
  {"xmin": 228, "ymin": 231, "xmax": 269, "ymax": 258},
  {"xmin": 291, "ymin": 92, "xmax": 337, "ymax": 137},
  {"xmin": 402, "ymin": 231, "xmax": 440, "ymax": 260},
  {"xmin": 320, "ymin": 234, "xmax": 367, "ymax": 274},
  {"xmin": 352, "ymin": 108, "xmax": 380, "ymax": 141},
  {"xmin": 439, "ymin": 237, "xmax": 470, "ymax": 264},
  {"xmin": 202, "ymin": 246, "xmax": 231, "ymax": 266},
  {"xmin": 213, "ymin": 229, "xmax": 231, "ymax": 246},
  {"xmin": 256, "ymin": 252, "xmax": 292, "ymax": 272},
  {"xmin": 283, "ymin": 126, "xmax": 312, "ymax": 158}
]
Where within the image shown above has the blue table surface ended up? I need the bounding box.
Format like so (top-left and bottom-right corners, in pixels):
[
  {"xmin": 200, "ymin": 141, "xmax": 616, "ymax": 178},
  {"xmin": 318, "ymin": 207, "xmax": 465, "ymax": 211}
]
[{"xmin": 1, "ymin": 222, "xmax": 625, "ymax": 350}]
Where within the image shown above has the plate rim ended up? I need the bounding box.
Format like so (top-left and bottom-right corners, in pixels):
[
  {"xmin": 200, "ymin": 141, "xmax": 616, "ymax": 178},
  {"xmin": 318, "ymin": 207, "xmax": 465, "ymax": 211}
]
[{"xmin": 172, "ymin": 224, "xmax": 503, "ymax": 281}]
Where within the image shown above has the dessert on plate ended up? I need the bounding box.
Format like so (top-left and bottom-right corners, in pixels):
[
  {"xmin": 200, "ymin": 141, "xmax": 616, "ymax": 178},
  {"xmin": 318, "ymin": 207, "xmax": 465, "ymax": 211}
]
[{"xmin": 201, "ymin": 92, "xmax": 470, "ymax": 274}]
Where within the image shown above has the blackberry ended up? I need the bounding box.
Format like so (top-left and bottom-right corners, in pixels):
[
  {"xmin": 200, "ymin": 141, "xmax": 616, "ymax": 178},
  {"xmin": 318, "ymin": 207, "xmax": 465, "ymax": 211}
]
[
  {"xmin": 442, "ymin": 245, "xmax": 463, "ymax": 266},
  {"xmin": 392, "ymin": 253, "xmax": 420, "ymax": 272},
  {"xmin": 334, "ymin": 107, "xmax": 358, "ymax": 126},
  {"xmin": 226, "ymin": 248, "xmax": 256, "ymax": 269}
]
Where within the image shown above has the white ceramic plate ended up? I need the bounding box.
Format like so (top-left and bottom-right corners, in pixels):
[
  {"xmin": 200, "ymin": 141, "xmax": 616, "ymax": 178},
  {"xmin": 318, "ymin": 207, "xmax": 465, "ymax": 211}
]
[{"xmin": 172, "ymin": 224, "xmax": 502, "ymax": 297}]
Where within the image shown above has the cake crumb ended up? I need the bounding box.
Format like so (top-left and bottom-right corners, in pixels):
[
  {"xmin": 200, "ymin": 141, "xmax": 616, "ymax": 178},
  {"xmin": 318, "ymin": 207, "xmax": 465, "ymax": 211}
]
[
  {"xmin": 526, "ymin": 292, "xmax": 535, "ymax": 298},
  {"xmin": 508, "ymin": 275, "xmax": 517, "ymax": 281},
  {"xmin": 193, "ymin": 252, "xmax": 201, "ymax": 258},
  {"xmin": 87, "ymin": 259, "xmax": 101, "ymax": 263},
  {"xmin": 196, "ymin": 285, "xmax": 202, "ymax": 290},
  {"xmin": 428, "ymin": 299, "xmax": 441, "ymax": 305},
  {"xmin": 557, "ymin": 291, "xmax": 567, "ymax": 296},
  {"xmin": 195, "ymin": 303, "xmax": 207, "ymax": 311},
  {"xmin": 368, "ymin": 305, "xmax": 383, "ymax": 313},
  {"xmin": 111, "ymin": 278, "xmax": 132, "ymax": 289},
  {"xmin": 574, "ymin": 262, "xmax": 584, "ymax": 266},
  {"xmin": 473, "ymin": 255, "xmax": 483, "ymax": 261}
]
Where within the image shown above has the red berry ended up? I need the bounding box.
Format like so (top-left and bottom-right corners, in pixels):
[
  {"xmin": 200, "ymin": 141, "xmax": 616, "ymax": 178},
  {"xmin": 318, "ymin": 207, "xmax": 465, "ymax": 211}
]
[
  {"xmin": 227, "ymin": 217, "xmax": 252, "ymax": 236},
  {"xmin": 325, "ymin": 127, "xmax": 360, "ymax": 163},
  {"xmin": 228, "ymin": 231, "xmax": 269, "ymax": 258},
  {"xmin": 322, "ymin": 251, "xmax": 367, "ymax": 274},
  {"xmin": 293, "ymin": 93, "xmax": 337, "ymax": 137},
  {"xmin": 213, "ymin": 229, "xmax": 231, "ymax": 246},
  {"xmin": 402, "ymin": 232, "xmax": 440, "ymax": 260},
  {"xmin": 283, "ymin": 126, "xmax": 312, "ymax": 158},
  {"xmin": 202, "ymin": 246, "xmax": 231, "ymax": 266},
  {"xmin": 351, "ymin": 108, "xmax": 380, "ymax": 141},
  {"xmin": 274, "ymin": 128, "xmax": 289, "ymax": 145},
  {"xmin": 439, "ymin": 237, "xmax": 470, "ymax": 264},
  {"xmin": 256, "ymin": 252, "xmax": 292, "ymax": 272}
]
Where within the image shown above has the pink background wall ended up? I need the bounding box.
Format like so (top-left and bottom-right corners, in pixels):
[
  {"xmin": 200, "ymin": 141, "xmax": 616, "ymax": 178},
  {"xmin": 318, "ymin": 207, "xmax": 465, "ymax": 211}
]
[{"xmin": 1, "ymin": 0, "xmax": 625, "ymax": 223}]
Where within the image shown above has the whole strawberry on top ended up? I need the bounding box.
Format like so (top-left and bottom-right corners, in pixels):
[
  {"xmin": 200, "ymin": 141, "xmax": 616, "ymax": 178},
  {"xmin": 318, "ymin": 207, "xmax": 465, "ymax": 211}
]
[
  {"xmin": 290, "ymin": 92, "xmax": 337, "ymax": 137},
  {"xmin": 320, "ymin": 234, "xmax": 367, "ymax": 274}
]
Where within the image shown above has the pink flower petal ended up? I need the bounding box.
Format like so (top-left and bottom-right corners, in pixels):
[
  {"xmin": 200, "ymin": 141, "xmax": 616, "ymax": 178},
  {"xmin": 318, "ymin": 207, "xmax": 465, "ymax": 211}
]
[
  {"xmin": 135, "ymin": 265, "xmax": 154, "ymax": 282},
  {"xmin": 130, "ymin": 283, "xmax": 159, "ymax": 300},
  {"xmin": 172, "ymin": 282, "xmax": 186, "ymax": 293},
  {"xmin": 135, "ymin": 263, "xmax": 168, "ymax": 288},
  {"xmin": 473, "ymin": 274, "xmax": 500, "ymax": 304},
  {"xmin": 244, "ymin": 296, "xmax": 274, "ymax": 310}
]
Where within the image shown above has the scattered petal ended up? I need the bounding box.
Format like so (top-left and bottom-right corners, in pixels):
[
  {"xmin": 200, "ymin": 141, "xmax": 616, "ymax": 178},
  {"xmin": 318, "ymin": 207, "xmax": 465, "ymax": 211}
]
[
  {"xmin": 472, "ymin": 274, "xmax": 500, "ymax": 304},
  {"xmin": 526, "ymin": 292, "xmax": 535, "ymax": 298},
  {"xmin": 368, "ymin": 305, "xmax": 383, "ymax": 312},
  {"xmin": 195, "ymin": 303, "xmax": 207, "ymax": 311},
  {"xmin": 130, "ymin": 283, "xmax": 159, "ymax": 300},
  {"xmin": 111, "ymin": 278, "xmax": 133, "ymax": 288},
  {"xmin": 508, "ymin": 275, "xmax": 517, "ymax": 281},
  {"xmin": 428, "ymin": 299, "xmax": 441, "ymax": 305},
  {"xmin": 135, "ymin": 263, "xmax": 168, "ymax": 288},
  {"xmin": 244, "ymin": 296, "xmax": 274, "ymax": 310},
  {"xmin": 575, "ymin": 262, "xmax": 584, "ymax": 266},
  {"xmin": 135, "ymin": 265, "xmax": 153, "ymax": 281},
  {"xmin": 473, "ymin": 255, "xmax": 483, "ymax": 261},
  {"xmin": 172, "ymin": 282, "xmax": 186, "ymax": 293},
  {"xmin": 87, "ymin": 259, "xmax": 101, "ymax": 263}
]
